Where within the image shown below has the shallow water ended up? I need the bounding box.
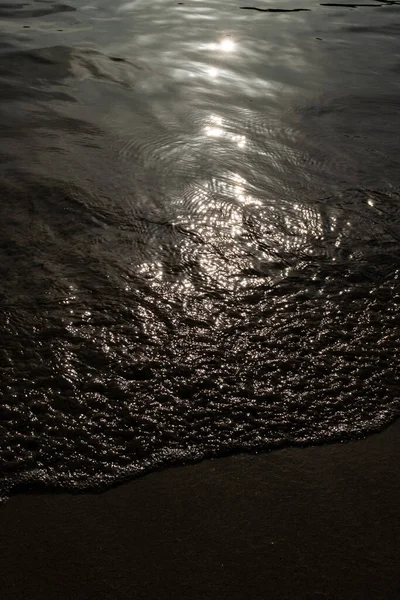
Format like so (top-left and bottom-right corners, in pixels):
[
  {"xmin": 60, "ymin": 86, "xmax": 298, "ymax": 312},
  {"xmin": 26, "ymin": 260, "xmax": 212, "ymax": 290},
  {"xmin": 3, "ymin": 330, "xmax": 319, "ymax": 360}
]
[{"xmin": 0, "ymin": 0, "xmax": 399, "ymax": 499}]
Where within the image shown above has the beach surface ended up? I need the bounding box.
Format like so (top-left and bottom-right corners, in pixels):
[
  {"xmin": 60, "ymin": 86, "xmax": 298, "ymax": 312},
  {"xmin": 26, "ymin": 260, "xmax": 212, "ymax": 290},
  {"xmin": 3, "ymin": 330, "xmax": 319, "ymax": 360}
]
[{"xmin": 1, "ymin": 419, "xmax": 398, "ymax": 600}]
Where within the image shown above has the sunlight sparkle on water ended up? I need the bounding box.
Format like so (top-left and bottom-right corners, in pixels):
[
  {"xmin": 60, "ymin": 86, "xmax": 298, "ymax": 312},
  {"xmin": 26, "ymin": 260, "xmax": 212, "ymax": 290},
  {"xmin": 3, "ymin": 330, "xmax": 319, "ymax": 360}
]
[
  {"xmin": 203, "ymin": 115, "xmax": 247, "ymax": 149},
  {"xmin": 207, "ymin": 66, "xmax": 219, "ymax": 78},
  {"xmin": 219, "ymin": 38, "xmax": 235, "ymax": 52}
]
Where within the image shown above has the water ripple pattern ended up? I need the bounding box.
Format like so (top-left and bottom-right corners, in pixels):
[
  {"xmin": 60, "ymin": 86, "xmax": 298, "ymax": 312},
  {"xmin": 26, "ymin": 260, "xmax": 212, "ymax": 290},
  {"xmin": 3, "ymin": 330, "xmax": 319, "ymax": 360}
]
[{"xmin": 0, "ymin": 0, "xmax": 399, "ymax": 500}]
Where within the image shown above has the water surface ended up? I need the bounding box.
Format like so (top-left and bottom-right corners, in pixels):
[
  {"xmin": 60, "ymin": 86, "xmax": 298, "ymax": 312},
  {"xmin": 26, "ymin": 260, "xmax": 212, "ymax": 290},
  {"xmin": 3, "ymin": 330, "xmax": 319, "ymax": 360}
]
[{"xmin": 0, "ymin": 0, "xmax": 399, "ymax": 499}]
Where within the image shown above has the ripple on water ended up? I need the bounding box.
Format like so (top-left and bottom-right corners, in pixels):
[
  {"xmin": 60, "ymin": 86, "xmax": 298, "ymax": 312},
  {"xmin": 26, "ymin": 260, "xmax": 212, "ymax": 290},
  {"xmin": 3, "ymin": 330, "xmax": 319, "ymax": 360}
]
[
  {"xmin": 0, "ymin": 6, "xmax": 400, "ymax": 500},
  {"xmin": 0, "ymin": 2, "xmax": 76, "ymax": 19},
  {"xmin": 0, "ymin": 166, "xmax": 399, "ymax": 501}
]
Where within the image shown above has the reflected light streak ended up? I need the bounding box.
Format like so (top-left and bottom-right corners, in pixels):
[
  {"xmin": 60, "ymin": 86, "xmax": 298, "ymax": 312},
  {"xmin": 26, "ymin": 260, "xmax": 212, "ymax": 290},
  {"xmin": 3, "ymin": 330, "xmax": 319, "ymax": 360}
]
[
  {"xmin": 203, "ymin": 114, "xmax": 247, "ymax": 149},
  {"xmin": 205, "ymin": 126, "xmax": 223, "ymax": 138},
  {"xmin": 207, "ymin": 67, "xmax": 219, "ymax": 78},
  {"xmin": 219, "ymin": 38, "xmax": 235, "ymax": 52},
  {"xmin": 205, "ymin": 38, "xmax": 237, "ymax": 53}
]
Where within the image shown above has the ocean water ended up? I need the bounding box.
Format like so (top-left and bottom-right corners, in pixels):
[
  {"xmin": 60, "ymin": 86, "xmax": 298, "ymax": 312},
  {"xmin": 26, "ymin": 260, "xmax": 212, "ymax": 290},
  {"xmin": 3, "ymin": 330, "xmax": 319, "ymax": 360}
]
[{"xmin": 0, "ymin": 0, "xmax": 399, "ymax": 500}]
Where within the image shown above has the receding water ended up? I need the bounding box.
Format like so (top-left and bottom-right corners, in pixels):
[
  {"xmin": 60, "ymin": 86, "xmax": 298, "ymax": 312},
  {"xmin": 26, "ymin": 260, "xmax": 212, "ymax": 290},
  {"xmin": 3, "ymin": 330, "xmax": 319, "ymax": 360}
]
[{"xmin": 0, "ymin": 0, "xmax": 399, "ymax": 500}]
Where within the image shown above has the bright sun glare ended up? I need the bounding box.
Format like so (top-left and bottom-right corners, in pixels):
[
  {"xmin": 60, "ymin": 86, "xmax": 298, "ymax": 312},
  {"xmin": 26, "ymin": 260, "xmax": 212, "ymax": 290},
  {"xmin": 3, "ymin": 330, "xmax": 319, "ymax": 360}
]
[{"xmin": 219, "ymin": 38, "xmax": 235, "ymax": 52}]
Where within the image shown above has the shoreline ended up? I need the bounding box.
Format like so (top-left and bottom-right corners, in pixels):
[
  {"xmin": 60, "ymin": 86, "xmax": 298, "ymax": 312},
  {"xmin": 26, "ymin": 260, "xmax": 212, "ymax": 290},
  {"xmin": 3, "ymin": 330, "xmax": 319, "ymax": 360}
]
[{"xmin": 0, "ymin": 419, "xmax": 399, "ymax": 599}]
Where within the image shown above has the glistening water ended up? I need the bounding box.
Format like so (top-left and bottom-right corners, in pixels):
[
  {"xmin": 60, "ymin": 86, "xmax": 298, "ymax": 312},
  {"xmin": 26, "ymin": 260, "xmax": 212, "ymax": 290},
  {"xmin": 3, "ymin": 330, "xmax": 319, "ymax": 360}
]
[{"xmin": 0, "ymin": 1, "xmax": 399, "ymax": 501}]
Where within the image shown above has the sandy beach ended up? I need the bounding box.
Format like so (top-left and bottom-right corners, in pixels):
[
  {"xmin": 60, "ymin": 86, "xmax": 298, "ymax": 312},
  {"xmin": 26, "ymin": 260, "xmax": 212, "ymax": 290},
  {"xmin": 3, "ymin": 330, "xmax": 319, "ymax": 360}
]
[{"xmin": 1, "ymin": 420, "xmax": 398, "ymax": 600}]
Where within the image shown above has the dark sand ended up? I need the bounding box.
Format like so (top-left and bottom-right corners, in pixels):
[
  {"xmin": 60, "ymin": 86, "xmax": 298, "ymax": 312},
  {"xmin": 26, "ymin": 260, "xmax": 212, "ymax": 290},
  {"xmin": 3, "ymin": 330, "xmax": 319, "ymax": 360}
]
[{"xmin": 0, "ymin": 420, "xmax": 399, "ymax": 600}]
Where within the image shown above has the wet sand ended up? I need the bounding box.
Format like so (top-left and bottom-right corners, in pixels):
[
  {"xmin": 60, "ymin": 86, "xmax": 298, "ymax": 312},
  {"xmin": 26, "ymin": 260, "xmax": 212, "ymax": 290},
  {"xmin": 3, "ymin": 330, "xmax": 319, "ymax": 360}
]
[{"xmin": 0, "ymin": 420, "xmax": 398, "ymax": 600}]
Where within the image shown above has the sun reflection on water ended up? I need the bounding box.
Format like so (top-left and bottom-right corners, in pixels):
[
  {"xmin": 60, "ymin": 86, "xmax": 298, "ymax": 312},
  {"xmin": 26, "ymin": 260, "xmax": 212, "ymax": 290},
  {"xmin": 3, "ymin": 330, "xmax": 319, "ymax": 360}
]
[
  {"xmin": 203, "ymin": 37, "xmax": 237, "ymax": 54},
  {"xmin": 130, "ymin": 157, "xmax": 344, "ymax": 293},
  {"xmin": 207, "ymin": 66, "xmax": 219, "ymax": 78},
  {"xmin": 203, "ymin": 114, "xmax": 247, "ymax": 149},
  {"xmin": 219, "ymin": 38, "xmax": 235, "ymax": 52}
]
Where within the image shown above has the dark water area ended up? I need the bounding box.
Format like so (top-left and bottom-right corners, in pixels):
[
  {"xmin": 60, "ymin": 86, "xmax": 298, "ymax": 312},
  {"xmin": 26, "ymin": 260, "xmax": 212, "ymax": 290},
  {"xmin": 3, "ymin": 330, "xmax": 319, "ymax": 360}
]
[{"xmin": 0, "ymin": 0, "xmax": 399, "ymax": 501}]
